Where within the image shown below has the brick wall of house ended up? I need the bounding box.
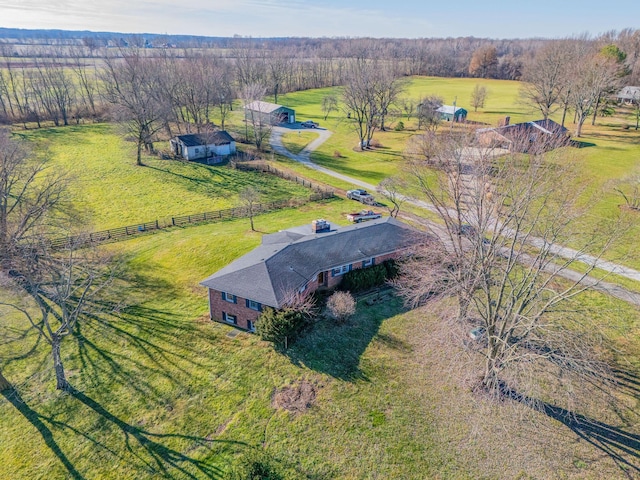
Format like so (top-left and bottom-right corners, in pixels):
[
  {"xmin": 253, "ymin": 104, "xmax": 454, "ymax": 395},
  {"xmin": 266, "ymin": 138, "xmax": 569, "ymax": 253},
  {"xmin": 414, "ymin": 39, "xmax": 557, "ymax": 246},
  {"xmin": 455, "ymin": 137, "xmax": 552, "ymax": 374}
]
[
  {"xmin": 326, "ymin": 252, "xmax": 397, "ymax": 289},
  {"xmin": 209, "ymin": 289, "xmax": 263, "ymax": 331},
  {"xmin": 208, "ymin": 251, "xmax": 402, "ymax": 331}
]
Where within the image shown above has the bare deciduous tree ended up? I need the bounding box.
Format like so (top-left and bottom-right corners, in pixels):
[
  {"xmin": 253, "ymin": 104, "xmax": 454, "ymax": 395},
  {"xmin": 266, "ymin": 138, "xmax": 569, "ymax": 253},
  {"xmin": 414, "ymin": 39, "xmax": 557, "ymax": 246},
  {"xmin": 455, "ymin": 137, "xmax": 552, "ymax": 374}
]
[
  {"xmin": 241, "ymin": 83, "xmax": 271, "ymax": 150},
  {"xmin": 570, "ymin": 48, "xmax": 622, "ymax": 137},
  {"xmin": 9, "ymin": 240, "xmax": 116, "ymax": 390},
  {"xmin": 470, "ymin": 84, "xmax": 488, "ymax": 112},
  {"xmin": 397, "ymin": 130, "xmax": 624, "ymax": 404},
  {"xmin": 377, "ymin": 176, "xmax": 408, "ymax": 218},
  {"xmin": 239, "ymin": 186, "xmax": 261, "ymax": 231},
  {"xmin": 342, "ymin": 59, "xmax": 380, "ymax": 150},
  {"xmin": 321, "ymin": 94, "xmax": 339, "ymax": 121},
  {"xmin": 102, "ymin": 51, "xmax": 169, "ymax": 165},
  {"xmin": 0, "ymin": 130, "xmax": 115, "ymax": 391},
  {"xmin": 520, "ymin": 40, "xmax": 574, "ymax": 120},
  {"xmin": 416, "ymin": 95, "xmax": 443, "ymax": 131}
]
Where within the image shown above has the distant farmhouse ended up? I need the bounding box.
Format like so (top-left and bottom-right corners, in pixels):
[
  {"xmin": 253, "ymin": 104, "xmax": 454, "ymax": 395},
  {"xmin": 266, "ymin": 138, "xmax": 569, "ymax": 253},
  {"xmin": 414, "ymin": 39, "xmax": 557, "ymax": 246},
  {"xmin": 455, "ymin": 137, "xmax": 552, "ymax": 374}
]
[
  {"xmin": 617, "ymin": 86, "xmax": 640, "ymax": 104},
  {"xmin": 437, "ymin": 105, "xmax": 468, "ymax": 122},
  {"xmin": 244, "ymin": 101, "xmax": 296, "ymax": 125},
  {"xmin": 476, "ymin": 119, "xmax": 569, "ymax": 153},
  {"xmin": 170, "ymin": 131, "xmax": 236, "ymax": 161},
  {"xmin": 200, "ymin": 217, "xmax": 421, "ymax": 331}
]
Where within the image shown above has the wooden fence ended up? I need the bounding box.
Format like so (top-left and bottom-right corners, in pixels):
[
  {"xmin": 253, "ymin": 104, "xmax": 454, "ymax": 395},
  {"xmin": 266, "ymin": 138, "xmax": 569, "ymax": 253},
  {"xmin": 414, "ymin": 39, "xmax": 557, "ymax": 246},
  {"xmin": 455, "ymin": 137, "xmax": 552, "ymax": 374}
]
[
  {"xmin": 49, "ymin": 191, "xmax": 334, "ymax": 249},
  {"xmin": 229, "ymin": 160, "xmax": 328, "ymax": 192}
]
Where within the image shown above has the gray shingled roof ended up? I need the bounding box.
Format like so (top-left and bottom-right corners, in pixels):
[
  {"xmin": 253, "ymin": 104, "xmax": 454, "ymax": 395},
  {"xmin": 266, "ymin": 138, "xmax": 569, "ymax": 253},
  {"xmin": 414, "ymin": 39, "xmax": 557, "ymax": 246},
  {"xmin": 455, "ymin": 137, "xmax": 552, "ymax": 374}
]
[
  {"xmin": 174, "ymin": 131, "xmax": 234, "ymax": 147},
  {"xmin": 477, "ymin": 119, "xmax": 568, "ymax": 138},
  {"xmin": 244, "ymin": 101, "xmax": 289, "ymax": 113},
  {"xmin": 437, "ymin": 105, "xmax": 466, "ymax": 115},
  {"xmin": 200, "ymin": 217, "xmax": 422, "ymax": 308},
  {"xmin": 617, "ymin": 86, "xmax": 640, "ymax": 100}
]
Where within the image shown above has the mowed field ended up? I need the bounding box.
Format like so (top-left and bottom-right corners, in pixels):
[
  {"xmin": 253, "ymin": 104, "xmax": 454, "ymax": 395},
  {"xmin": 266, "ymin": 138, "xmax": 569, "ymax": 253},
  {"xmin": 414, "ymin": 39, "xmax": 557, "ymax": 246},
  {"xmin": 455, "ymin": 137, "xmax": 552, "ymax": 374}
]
[
  {"xmin": 16, "ymin": 124, "xmax": 313, "ymax": 231},
  {"xmin": 1, "ymin": 76, "xmax": 640, "ymax": 478},
  {"xmin": 261, "ymin": 77, "xmax": 640, "ymax": 268}
]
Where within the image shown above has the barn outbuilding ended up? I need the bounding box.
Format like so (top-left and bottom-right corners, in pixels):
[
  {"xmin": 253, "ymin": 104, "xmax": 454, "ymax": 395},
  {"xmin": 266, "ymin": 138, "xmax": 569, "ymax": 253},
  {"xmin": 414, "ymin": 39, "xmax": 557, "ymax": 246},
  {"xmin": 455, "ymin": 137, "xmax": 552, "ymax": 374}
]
[
  {"xmin": 617, "ymin": 86, "xmax": 640, "ymax": 104},
  {"xmin": 244, "ymin": 101, "xmax": 296, "ymax": 125},
  {"xmin": 170, "ymin": 131, "xmax": 236, "ymax": 161},
  {"xmin": 437, "ymin": 105, "xmax": 468, "ymax": 122}
]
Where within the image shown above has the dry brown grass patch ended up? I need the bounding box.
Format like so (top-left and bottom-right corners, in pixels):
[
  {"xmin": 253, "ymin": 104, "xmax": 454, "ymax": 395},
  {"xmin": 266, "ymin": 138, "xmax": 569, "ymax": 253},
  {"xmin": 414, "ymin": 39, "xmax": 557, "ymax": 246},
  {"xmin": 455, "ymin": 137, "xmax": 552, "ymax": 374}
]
[{"xmin": 272, "ymin": 381, "xmax": 317, "ymax": 414}]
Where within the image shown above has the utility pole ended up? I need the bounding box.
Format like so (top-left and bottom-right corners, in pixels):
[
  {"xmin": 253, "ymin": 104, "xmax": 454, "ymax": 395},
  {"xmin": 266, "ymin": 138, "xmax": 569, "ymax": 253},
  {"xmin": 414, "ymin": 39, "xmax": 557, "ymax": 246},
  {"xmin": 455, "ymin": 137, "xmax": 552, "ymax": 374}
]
[{"xmin": 450, "ymin": 96, "xmax": 457, "ymax": 131}]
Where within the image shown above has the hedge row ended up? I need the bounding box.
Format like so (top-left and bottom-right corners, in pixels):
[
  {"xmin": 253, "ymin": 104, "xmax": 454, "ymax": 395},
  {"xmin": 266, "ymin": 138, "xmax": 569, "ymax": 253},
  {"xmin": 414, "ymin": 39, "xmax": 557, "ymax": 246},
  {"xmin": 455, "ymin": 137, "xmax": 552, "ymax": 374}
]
[{"xmin": 338, "ymin": 259, "xmax": 399, "ymax": 293}]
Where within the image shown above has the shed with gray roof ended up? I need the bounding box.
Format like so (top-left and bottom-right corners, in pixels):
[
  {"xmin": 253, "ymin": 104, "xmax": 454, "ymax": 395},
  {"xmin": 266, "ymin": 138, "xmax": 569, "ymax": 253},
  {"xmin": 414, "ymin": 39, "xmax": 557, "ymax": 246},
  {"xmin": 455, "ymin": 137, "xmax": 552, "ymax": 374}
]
[
  {"xmin": 244, "ymin": 101, "xmax": 296, "ymax": 124},
  {"xmin": 170, "ymin": 131, "xmax": 236, "ymax": 160}
]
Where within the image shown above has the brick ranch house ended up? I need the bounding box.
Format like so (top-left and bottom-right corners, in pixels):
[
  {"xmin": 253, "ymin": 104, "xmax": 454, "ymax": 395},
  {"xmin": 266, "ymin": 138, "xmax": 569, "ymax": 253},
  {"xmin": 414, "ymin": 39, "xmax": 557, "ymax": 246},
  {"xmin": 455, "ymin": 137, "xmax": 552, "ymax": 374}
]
[{"xmin": 200, "ymin": 217, "xmax": 422, "ymax": 331}]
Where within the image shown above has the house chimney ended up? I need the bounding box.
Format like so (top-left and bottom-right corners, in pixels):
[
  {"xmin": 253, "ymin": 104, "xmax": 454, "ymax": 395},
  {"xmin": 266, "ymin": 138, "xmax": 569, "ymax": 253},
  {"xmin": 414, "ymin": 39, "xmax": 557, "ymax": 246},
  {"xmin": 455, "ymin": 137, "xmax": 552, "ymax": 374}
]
[
  {"xmin": 503, "ymin": 116, "xmax": 510, "ymax": 126},
  {"xmin": 311, "ymin": 219, "xmax": 330, "ymax": 233}
]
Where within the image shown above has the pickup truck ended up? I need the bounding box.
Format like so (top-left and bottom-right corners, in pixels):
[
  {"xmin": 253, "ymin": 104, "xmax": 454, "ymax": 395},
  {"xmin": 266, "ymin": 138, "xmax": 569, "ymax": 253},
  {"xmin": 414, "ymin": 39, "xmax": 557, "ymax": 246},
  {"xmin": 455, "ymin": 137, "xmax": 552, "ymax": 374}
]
[
  {"xmin": 346, "ymin": 189, "xmax": 376, "ymax": 205},
  {"xmin": 347, "ymin": 210, "xmax": 382, "ymax": 223}
]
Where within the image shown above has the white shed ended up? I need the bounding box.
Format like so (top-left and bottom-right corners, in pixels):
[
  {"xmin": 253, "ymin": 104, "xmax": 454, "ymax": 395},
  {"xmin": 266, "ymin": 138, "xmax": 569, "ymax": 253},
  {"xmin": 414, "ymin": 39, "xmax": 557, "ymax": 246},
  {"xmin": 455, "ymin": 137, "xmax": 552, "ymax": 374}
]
[{"xmin": 170, "ymin": 131, "xmax": 236, "ymax": 161}]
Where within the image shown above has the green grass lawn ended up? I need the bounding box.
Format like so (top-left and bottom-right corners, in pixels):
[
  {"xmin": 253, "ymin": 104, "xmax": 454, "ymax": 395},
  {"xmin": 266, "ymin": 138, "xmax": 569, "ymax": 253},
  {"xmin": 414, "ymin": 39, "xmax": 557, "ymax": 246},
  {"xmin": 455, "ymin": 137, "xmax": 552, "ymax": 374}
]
[
  {"xmin": 2, "ymin": 77, "xmax": 640, "ymax": 479},
  {"xmin": 281, "ymin": 131, "xmax": 319, "ymax": 154},
  {"xmin": 268, "ymin": 78, "xmax": 640, "ymax": 272},
  {"xmin": 3, "ymin": 208, "xmax": 640, "ymax": 478},
  {"xmin": 16, "ymin": 124, "xmax": 312, "ymax": 230}
]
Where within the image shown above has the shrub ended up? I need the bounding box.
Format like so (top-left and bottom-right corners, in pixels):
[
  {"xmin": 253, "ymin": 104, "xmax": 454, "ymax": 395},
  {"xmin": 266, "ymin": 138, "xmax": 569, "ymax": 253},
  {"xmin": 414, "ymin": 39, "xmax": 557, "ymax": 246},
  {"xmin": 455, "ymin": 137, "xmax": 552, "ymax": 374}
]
[
  {"xmin": 256, "ymin": 307, "xmax": 307, "ymax": 348},
  {"xmin": 228, "ymin": 451, "xmax": 284, "ymax": 480},
  {"xmin": 339, "ymin": 260, "xmax": 399, "ymax": 292},
  {"xmin": 326, "ymin": 291, "xmax": 356, "ymax": 323},
  {"xmin": 394, "ymin": 121, "xmax": 405, "ymax": 131}
]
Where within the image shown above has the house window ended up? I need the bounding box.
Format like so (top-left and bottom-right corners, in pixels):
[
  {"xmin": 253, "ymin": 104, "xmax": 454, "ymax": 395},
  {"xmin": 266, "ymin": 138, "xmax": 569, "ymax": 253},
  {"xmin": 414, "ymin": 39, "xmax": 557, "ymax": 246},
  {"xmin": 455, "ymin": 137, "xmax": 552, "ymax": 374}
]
[
  {"xmin": 247, "ymin": 320, "xmax": 256, "ymax": 332},
  {"xmin": 194, "ymin": 147, "xmax": 200, "ymax": 154},
  {"xmin": 223, "ymin": 312, "xmax": 237, "ymax": 325},
  {"xmin": 222, "ymin": 292, "xmax": 237, "ymax": 304},
  {"xmin": 246, "ymin": 299, "xmax": 262, "ymax": 311},
  {"xmin": 331, "ymin": 264, "xmax": 352, "ymax": 277},
  {"xmin": 362, "ymin": 258, "xmax": 375, "ymax": 268}
]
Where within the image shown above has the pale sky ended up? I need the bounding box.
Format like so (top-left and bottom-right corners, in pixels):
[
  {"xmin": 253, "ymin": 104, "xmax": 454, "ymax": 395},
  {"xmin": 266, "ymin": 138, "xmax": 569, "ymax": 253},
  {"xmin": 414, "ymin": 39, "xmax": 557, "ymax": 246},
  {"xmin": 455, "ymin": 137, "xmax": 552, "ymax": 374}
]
[{"xmin": 0, "ymin": 0, "xmax": 638, "ymax": 39}]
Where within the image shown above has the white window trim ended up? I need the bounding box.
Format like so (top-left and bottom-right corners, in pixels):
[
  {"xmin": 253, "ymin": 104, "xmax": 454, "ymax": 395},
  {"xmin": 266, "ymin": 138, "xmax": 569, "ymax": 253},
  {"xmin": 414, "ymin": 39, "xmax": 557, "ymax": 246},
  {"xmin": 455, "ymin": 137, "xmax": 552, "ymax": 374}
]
[
  {"xmin": 222, "ymin": 292, "xmax": 236, "ymax": 303},
  {"xmin": 362, "ymin": 258, "xmax": 374, "ymax": 267},
  {"xmin": 223, "ymin": 312, "xmax": 237, "ymax": 324},
  {"xmin": 332, "ymin": 264, "xmax": 351, "ymax": 276},
  {"xmin": 247, "ymin": 300, "xmax": 261, "ymax": 311}
]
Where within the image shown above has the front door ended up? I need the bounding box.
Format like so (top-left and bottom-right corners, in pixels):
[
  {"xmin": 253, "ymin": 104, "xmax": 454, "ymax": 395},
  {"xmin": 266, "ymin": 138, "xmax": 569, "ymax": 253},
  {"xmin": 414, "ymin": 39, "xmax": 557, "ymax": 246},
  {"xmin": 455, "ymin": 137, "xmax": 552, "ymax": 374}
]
[{"xmin": 317, "ymin": 271, "xmax": 327, "ymax": 286}]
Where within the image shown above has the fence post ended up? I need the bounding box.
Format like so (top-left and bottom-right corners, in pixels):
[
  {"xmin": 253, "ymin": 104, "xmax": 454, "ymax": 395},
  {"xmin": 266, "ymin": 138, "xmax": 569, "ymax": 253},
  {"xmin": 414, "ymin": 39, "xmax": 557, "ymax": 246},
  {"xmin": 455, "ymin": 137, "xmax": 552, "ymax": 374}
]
[
  {"xmin": 155, "ymin": 219, "xmax": 159, "ymax": 229},
  {"xmin": 172, "ymin": 217, "xmax": 175, "ymax": 226}
]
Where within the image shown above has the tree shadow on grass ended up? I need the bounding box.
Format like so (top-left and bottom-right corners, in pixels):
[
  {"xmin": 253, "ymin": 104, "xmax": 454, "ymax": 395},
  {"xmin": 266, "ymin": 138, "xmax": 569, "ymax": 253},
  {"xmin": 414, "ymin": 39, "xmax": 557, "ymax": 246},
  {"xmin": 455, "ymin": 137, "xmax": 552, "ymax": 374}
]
[
  {"xmin": 570, "ymin": 139, "xmax": 597, "ymax": 148},
  {"xmin": 68, "ymin": 389, "xmax": 236, "ymax": 479},
  {"xmin": 285, "ymin": 296, "xmax": 406, "ymax": 381},
  {"xmin": 1, "ymin": 388, "xmax": 85, "ymax": 480},
  {"xmin": 69, "ymin": 265, "xmax": 207, "ymax": 398},
  {"xmin": 502, "ymin": 383, "xmax": 640, "ymax": 476}
]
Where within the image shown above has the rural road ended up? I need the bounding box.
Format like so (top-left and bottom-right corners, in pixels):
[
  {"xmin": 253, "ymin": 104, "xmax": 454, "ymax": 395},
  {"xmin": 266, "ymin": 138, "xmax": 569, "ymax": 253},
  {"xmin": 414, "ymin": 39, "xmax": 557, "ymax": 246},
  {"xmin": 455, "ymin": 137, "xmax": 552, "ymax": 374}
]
[{"xmin": 270, "ymin": 126, "xmax": 640, "ymax": 302}]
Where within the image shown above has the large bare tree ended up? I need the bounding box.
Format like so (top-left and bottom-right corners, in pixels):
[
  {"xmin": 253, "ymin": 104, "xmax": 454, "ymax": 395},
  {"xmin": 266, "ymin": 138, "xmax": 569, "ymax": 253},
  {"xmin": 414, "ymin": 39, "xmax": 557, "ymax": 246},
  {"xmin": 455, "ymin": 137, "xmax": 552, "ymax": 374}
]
[
  {"xmin": 520, "ymin": 40, "xmax": 574, "ymax": 120},
  {"xmin": 570, "ymin": 47, "xmax": 622, "ymax": 137},
  {"xmin": 241, "ymin": 83, "xmax": 271, "ymax": 150},
  {"xmin": 0, "ymin": 130, "xmax": 117, "ymax": 391},
  {"xmin": 102, "ymin": 51, "xmax": 169, "ymax": 165},
  {"xmin": 342, "ymin": 59, "xmax": 380, "ymax": 150},
  {"xmin": 398, "ymin": 130, "xmax": 623, "ymax": 404}
]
